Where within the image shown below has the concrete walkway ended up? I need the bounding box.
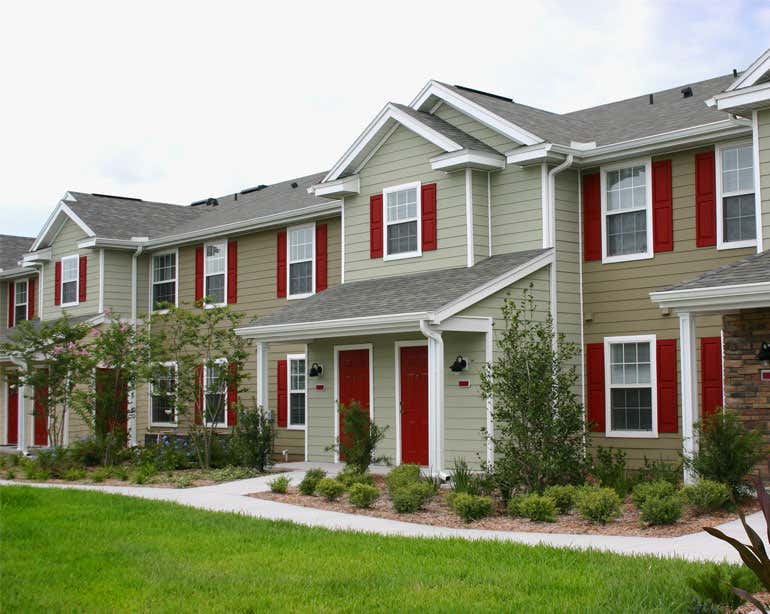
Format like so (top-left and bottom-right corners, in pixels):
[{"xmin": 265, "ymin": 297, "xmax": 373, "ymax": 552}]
[{"xmin": 1, "ymin": 465, "xmax": 766, "ymax": 564}]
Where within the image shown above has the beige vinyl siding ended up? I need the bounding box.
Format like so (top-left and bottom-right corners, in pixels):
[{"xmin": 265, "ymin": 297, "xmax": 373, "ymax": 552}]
[
  {"xmin": 472, "ymin": 170, "xmax": 489, "ymax": 263},
  {"xmin": 268, "ymin": 343, "xmax": 307, "ymax": 461},
  {"xmin": 344, "ymin": 125, "xmax": 468, "ymax": 281},
  {"xmin": 759, "ymin": 108, "xmax": 770, "ymax": 247},
  {"xmin": 490, "ymin": 164, "xmax": 543, "ymax": 254},
  {"xmin": 583, "ymin": 147, "xmax": 755, "ymax": 465},
  {"xmin": 135, "ymin": 253, "xmax": 151, "ymax": 316},
  {"xmin": 433, "ymin": 104, "xmax": 517, "ymax": 154},
  {"xmin": 102, "ymin": 250, "xmax": 133, "ymax": 317}
]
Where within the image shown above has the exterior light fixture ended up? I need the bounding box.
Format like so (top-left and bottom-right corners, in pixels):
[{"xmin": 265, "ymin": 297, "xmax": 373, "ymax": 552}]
[
  {"xmin": 308, "ymin": 362, "xmax": 323, "ymax": 377},
  {"xmin": 757, "ymin": 342, "xmax": 770, "ymax": 366},
  {"xmin": 449, "ymin": 356, "xmax": 467, "ymax": 372}
]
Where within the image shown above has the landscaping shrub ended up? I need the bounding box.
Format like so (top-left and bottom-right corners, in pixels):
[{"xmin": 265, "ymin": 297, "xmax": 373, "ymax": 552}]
[
  {"xmin": 391, "ymin": 482, "xmax": 433, "ymax": 513},
  {"xmin": 142, "ymin": 436, "xmax": 195, "ymax": 471},
  {"xmin": 637, "ymin": 456, "xmax": 681, "ymax": 486},
  {"xmin": 231, "ymin": 405, "xmax": 275, "ymax": 471},
  {"xmin": 519, "ymin": 494, "xmax": 557, "ymax": 522},
  {"xmin": 63, "ymin": 468, "xmax": 87, "ymax": 481},
  {"xmin": 506, "ymin": 494, "xmax": 526, "ymax": 517},
  {"xmin": 113, "ymin": 466, "xmax": 129, "ymax": 481},
  {"xmin": 385, "ymin": 464, "xmax": 421, "ymax": 494},
  {"xmin": 36, "ymin": 447, "xmax": 75, "ymax": 478},
  {"xmin": 298, "ymin": 468, "xmax": 326, "ymax": 496},
  {"xmin": 328, "ymin": 401, "xmax": 388, "ymax": 474},
  {"xmin": 91, "ymin": 468, "xmax": 108, "ymax": 483},
  {"xmin": 209, "ymin": 466, "xmax": 258, "ymax": 482},
  {"xmin": 576, "ymin": 487, "xmax": 621, "ymax": 524},
  {"xmin": 591, "ymin": 447, "xmax": 633, "ymax": 496},
  {"xmin": 640, "ymin": 495, "xmax": 682, "ymax": 526},
  {"xmin": 450, "ymin": 493, "xmax": 493, "ymax": 522},
  {"xmin": 316, "ymin": 478, "xmax": 345, "ymax": 501},
  {"xmin": 69, "ymin": 436, "xmax": 106, "ymax": 467},
  {"xmin": 682, "ymin": 480, "xmax": 730, "ymax": 514},
  {"xmin": 269, "ymin": 475, "xmax": 291, "ymax": 494},
  {"xmin": 450, "ymin": 458, "xmax": 479, "ymax": 495},
  {"xmin": 132, "ymin": 464, "xmax": 157, "ymax": 484},
  {"xmin": 543, "ymin": 485, "xmax": 578, "ymax": 514},
  {"xmin": 4, "ymin": 469, "xmax": 15, "ymax": 480},
  {"xmin": 632, "ymin": 480, "xmax": 677, "ymax": 508},
  {"xmin": 349, "ymin": 483, "xmax": 379, "ymax": 508},
  {"xmin": 686, "ymin": 564, "xmax": 760, "ymax": 611},
  {"xmin": 336, "ymin": 465, "xmax": 374, "ymax": 488}
]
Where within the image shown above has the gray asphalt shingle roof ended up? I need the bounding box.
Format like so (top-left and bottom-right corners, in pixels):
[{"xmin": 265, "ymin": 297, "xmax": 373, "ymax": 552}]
[
  {"xmin": 0, "ymin": 235, "xmax": 35, "ymax": 270},
  {"xmin": 249, "ymin": 248, "xmax": 550, "ymax": 328},
  {"xmin": 660, "ymin": 250, "xmax": 770, "ymax": 292}
]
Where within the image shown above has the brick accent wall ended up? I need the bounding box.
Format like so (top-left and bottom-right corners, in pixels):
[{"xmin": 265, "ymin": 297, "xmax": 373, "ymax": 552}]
[{"xmin": 723, "ymin": 308, "xmax": 770, "ymax": 478}]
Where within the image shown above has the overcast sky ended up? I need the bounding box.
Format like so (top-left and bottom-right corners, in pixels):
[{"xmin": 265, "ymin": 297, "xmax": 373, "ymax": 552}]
[{"xmin": 2, "ymin": 1, "xmax": 769, "ymax": 237}]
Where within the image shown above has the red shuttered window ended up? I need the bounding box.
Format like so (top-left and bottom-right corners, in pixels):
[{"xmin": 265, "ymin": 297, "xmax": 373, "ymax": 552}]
[
  {"xmin": 315, "ymin": 223, "xmax": 328, "ymax": 292},
  {"xmin": 695, "ymin": 151, "xmax": 717, "ymax": 247},
  {"xmin": 586, "ymin": 343, "xmax": 606, "ymax": 432},
  {"xmin": 652, "ymin": 160, "xmax": 673, "ymax": 252},
  {"xmin": 54, "ymin": 261, "xmax": 62, "ymax": 306},
  {"xmin": 656, "ymin": 339, "xmax": 678, "ymax": 433},
  {"xmin": 421, "ymin": 183, "xmax": 437, "ymax": 251},
  {"xmin": 194, "ymin": 246, "xmax": 204, "ymax": 302},
  {"xmin": 277, "ymin": 360, "xmax": 288, "ymax": 428},
  {"xmin": 701, "ymin": 337, "xmax": 723, "ymax": 421},
  {"xmin": 582, "ymin": 173, "xmax": 601, "ymax": 261},
  {"xmin": 369, "ymin": 194, "xmax": 383, "ymax": 258},
  {"xmin": 276, "ymin": 231, "xmax": 287, "ymax": 298}
]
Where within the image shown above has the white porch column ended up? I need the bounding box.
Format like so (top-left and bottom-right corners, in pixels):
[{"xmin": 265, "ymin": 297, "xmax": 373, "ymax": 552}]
[
  {"xmin": 17, "ymin": 383, "xmax": 28, "ymax": 455},
  {"xmin": 679, "ymin": 311, "xmax": 698, "ymax": 484},
  {"xmin": 256, "ymin": 342, "xmax": 269, "ymax": 414},
  {"xmin": 127, "ymin": 385, "xmax": 137, "ymax": 447},
  {"xmin": 422, "ymin": 326, "xmax": 444, "ymax": 473},
  {"xmin": 485, "ymin": 321, "xmax": 494, "ymax": 467}
]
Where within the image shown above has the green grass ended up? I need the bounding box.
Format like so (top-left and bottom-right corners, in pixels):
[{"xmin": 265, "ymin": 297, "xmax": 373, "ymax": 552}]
[{"xmin": 1, "ymin": 486, "xmax": 714, "ymax": 613}]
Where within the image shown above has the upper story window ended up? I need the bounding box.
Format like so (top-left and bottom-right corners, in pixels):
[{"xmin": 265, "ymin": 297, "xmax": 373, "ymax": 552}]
[
  {"xmin": 152, "ymin": 252, "xmax": 177, "ymax": 311},
  {"xmin": 288, "ymin": 354, "xmax": 306, "ymax": 429},
  {"xmin": 717, "ymin": 142, "xmax": 756, "ymax": 249},
  {"xmin": 384, "ymin": 182, "xmax": 421, "ymax": 260},
  {"xmin": 14, "ymin": 280, "xmax": 28, "ymax": 325},
  {"xmin": 150, "ymin": 362, "xmax": 176, "ymax": 425},
  {"xmin": 288, "ymin": 225, "xmax": 314, "ymax": 299},
  {"xmin": 61, "ymin": 255, "xmax": 79, "ymax": 306},
  {"xmin": 204, "ymin": 242, "xmax": 226, "ymax": 306},
  {"xmin": 601, "ymin": 160, "xmax": 653, "ymax": 264},
  {"xmin": 605, "ymin": 335, "xmax": 657, "ymax": 438},
  {"xmin": 204, "ymin": 359, "xmax": 227, "ymax": 427}
]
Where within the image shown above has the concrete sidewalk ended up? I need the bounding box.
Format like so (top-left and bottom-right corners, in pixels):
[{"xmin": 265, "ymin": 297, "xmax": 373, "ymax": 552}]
[{"xmin": 1, "ymin": 466, "xmax": 765, "ymax": 564}]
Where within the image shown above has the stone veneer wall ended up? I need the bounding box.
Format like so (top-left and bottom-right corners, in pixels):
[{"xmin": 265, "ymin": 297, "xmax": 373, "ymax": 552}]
[{"xmin": 723, "ymin": 308, "xmax": 770, "ymax": 478}]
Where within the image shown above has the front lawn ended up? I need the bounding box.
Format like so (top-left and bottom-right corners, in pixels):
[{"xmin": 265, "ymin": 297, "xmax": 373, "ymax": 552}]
[{"xmin": 1, "ymin": 486, "xmax": 718, "ymax": 612}]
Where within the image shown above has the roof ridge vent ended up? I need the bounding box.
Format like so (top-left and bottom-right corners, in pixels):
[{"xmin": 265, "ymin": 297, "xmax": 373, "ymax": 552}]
[
  {"xmin": 240, "ymin": 184, "xmax": 269, "ymax": 195},
  {"xmin": 291, "ymin": 182, "xmax": 298, "ymax": 188},
  {"xmin": 681, "ymin": 86, "xmax": 693, "ymax": 98},
  {"xmin": 91, "ymin": 193, "xmax": 143, "ymax": 202},
  {"xmin": 453, "ymin": 85, "xmax": 513, "ymax": 103}
]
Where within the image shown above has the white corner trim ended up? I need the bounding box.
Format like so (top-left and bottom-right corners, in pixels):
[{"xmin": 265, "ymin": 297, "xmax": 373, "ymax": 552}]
[
  {"xmin": 98, "ymin": 249, "xmax": 104, "ymax": 314},
  {"xmin": 541, "ymin": 162, "xmax": 551, "ymax": 248},
  {"xmin": 679, "ymin": 312, "xmax": 698, "ymax": 485},
  {"xmin": 726, "ymin": 48, "xmax": 770, "ymax": 91},
  {"xmin": 715, "ymin": 82, "xmax": 770, "ymax": 112},
  {"xmin": 753, "ymin": 111, "xmax": 764, "ymax": 253},
  {"xmin": 465, "ymin": 169, "xmax": 474, "ymax": 267},
  {"xmin": 487, "ymin": 172, "xmax": 492, "ymax": 257},
  {"xmin": 340, "ymin": 197, "xmax": 346, "ymax": 284}
]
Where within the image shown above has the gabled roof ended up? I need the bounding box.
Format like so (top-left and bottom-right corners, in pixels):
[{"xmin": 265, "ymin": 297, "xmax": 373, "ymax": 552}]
[
  {"xmin": 0, "ymin": 235, "xmax": 35, "ymax": 271},
  {"xmin": 726, "ymin": 47, "xmax": 770, "ymax": 91}
]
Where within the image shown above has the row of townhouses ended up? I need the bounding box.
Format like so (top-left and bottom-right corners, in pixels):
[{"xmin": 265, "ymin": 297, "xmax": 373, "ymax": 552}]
[{"xmin": 2, "ymin": 47, "xmax": 770, "ymax": 479}]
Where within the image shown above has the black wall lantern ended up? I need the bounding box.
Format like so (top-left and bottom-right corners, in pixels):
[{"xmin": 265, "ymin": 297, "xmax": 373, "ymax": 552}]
[
  {"xmin": 308, "ymin": 362, "xmax": 324, "ymax": 377},
  {"xmin": 757, "ymin": 342, "xmax": 770, "ymax": 366},
  {"xmin": 450, "ymin": 356, "xmax": 468, "ymax": 372}
]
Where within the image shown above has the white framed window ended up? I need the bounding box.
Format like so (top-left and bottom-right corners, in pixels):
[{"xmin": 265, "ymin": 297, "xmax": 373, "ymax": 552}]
[
  {"xmin": 600, "ymin": 159, "xmax": 653, "ymax": 264},
  {"xmin": 287, "ymin": 354, "xmax": 306, "ymax": 429},
  {"xmin": 150, "ymin": 362, "xmax": 177, "ymax": 426},
  {"xmin": 151, "ymin": 251, "xmax": 177, "ymax": 311},
  {"xmin": 203, "ymin": 358, "xmax": 228, "ymax": 427},
  {"xmin": 13, "ymin": 279, "xmax": 28, "ymax": 326},
  {"xmin": 716, "ymin": 141, "xmax": 757, "ymax": 250},
  {"xmin": 383, "ymin": 181, "xmax": 421, "ymax": 260},
  {"xmin": 604, "ymin": 335, "xmax": 658, "ymax": 438},
  {"xmin": 287, "ymin": 224, "xmax": 315, "ymax": 299},
  {"xmin": 204, "ymin": 241, "xmax": 227, "ymax": 306},
  {"xmin": 61, "ymin": 254, "xmax": 80, "ymax": 306}
]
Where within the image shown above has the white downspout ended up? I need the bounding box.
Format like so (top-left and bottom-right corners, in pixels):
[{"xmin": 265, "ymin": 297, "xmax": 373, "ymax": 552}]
[
  {"xmin": 546, "ymin": 154, "xmax": 574, "ymax": 342},
  {"xmin": 420, "ymin": 319, "xmax": 444, "ymax": 473}
]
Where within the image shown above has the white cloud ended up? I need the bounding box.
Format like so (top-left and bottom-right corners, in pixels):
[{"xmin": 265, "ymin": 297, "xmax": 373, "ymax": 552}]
[{"xmin": 0, "ymin": 0, "xmax": 767, "ymax": 236}]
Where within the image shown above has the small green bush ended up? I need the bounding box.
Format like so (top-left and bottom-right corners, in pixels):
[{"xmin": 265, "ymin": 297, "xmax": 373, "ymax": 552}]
[
  {"xmin": 113, "ymin": 466, "xmax": 129, "ymax": 482},
  {"xmin": 576, "ymin": 487, "xmax": 621, "ymax": 524},
  {"xmin": 640, "ymin": 495, "xmax": 682, "ymax": 525},
  {"xmin": 506, "ymin": 494, "xmax": 526, "ymax": 517},
  {"xmin": 91, "ymin": 468, "xmax": 108, "ymax": 483},
  {"xmin": 174, "ymin": 474, "xmax": 196, "ymax": 488},
  {"xmin": 637, "ymin": 456, "xmax": 681, "ymax": 486},
  {"xmin": 349, "ymin": 483, "xmax": 380, "ymax": 508},
  {"xmin": 543, "ymin": 485, "xmax": 578, "ymax": 514},
  {"xmin": 450, "ymin": 492, "xmax": 493, "ymax": 522},
  {"xmin": 591, "ymin": 447, "xmax": 633, "ymax": 496},
  {"xmin": 337, "ymin": 466, "xmax": 374, "ymax": 488},
  {"xmin": 682, "ymin": 480, "xmax": 730, "ymax": 514},
  {"xmin": 632, "ymin": 479, "xmax": 677, "ymax": 508},
  {"xmin": 385, "ymin": 464, "xmax": 421, "ymax": 493},
  {"xmin": 520, "ymin": 494, "xmax": 557, "ymax": 522},
  {"xmin": 686, "ymin": 563, "xmax": 760, "ymax": 611},
  {"xmin": 269, "ymin": 475, "xmax": 291, "ymax": 494},
  {"xmin": 4, "ymin": 469, "xmax": 16, "ymax": 480},
  {"xmin": 63, "ymin": 468, "xmax": 87, "ymax": 481},
  {"xmin": 391, "ymin": 482, "xmax": 434, "ymax": 513},
  {"xmin": 132, "ymin": 464, "xmax": 157, "ymax": 485},
  {"xmin": 316, "ymin": 478, "xmax": 345, "ymax": 501},
  {"xmin": 298, "ymin": 468, "xmax": 326, "ymax": 496}
]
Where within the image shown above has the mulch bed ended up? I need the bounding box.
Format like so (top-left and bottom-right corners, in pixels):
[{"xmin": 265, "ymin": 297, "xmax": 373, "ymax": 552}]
[{"xmin": 250, "ymin": 475, "xmax": 759, "ymax": 537}]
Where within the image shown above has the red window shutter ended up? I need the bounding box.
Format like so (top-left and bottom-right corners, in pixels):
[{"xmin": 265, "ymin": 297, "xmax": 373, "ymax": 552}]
[
  {"xmin": 652, "ymin": 160, "xmax": 673, "ymax": 252},
  {"xmin": 227, "ymin": 363, "xmax": 238, "ymax": 426},
  {"xmin": 7, "ymin": 281, "xmax": 14, "ymax": 328},
  {"xmin": 369, "ymin": 194, "xmax": 383, "ymax": 258},
  {"xmin": 656, "ymin": 339, "xmax": 678, "ymax": 433},
  {"xmin": 194, "ymin": 246, "xmax": 204, "ymax": 302},
  {"xmin": 27, "ymin": 278, "xmax": 36, "ymax": 320},
  {"xmin": 421, "ymin": 183, "xmax": 437, "ymax": 251},
  {"xmin": 695, "ymin": 151, "xmax": 717, "ymax": 247},
  {"xmin": 701, "ymin": 337, "xmax": 723, "ymax": 421},
  {"xmin": 194, "ymin": 364, "xmax": 203, "ymax": 425},
  {"xmin": 276, "ymin": 231, "xmax": 287, "ymax": 298},
  {"xmin": 227, "ymin": 240, "xmax": 238, "ymax": 304},
  {"xmin": 78, "ymin": 256, "xmax": 87, "ymax": 302},
  {"xmin": 277, "ymin": 359, "xmax": 288, "ymax": 427},
  {"xmin": 54, "ymin": 260, "xmax": 62, "ymax": 306},
  {"xmin": 586, "ymin": 343, "xmax": 606, "ymax": 432},
  {"xmin": 315, "ymin": 223, "xmax": 328, "ymax": 292},
  {"xmin": 582, "ymin": 173, "xmax": 602, "ymax": 261}
]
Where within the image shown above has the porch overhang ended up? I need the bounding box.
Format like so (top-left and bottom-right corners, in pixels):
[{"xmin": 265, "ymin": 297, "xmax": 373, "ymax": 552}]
[{"xmin": 650, "ymin": 282, "xmax": 770, "ymax": 314}]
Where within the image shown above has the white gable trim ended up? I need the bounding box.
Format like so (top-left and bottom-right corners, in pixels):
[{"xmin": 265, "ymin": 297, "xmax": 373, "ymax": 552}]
[
  {"xmin": 727, "ymin": 47, "xmax": 770, "ymax": 92},
  {"xmin": 323, "ymin": 103, "xmax": 464, "ymax": 183},
  {"xmin": 30, "ymin": 198, "xmax": 96, "ymax": 251},
  {"xmin": 410, "ymin": 80, "xmax": 542, "ymax": 147}
]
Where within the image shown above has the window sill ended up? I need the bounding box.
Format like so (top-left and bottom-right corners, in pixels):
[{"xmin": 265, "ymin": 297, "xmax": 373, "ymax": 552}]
[
  {"xmin": 601, "ymin": 251, "xmax": 654, "ymax": 265},
  {"xmin": 203, "ymin": 302, "xmax": 227, "ymax": 310},
  {"xmin": 286, "ymin": 424, "xmax": 307, "ymax": 431},
  {"xmin": 605, "ymin": 430, "xmax": 659, "ymax": 439},
  {"xmin": 151, "ymin": 308, "xmax": 172, "ymax": 315},
  {"xmin": 287, "ymin": 292, "xmax": 314, "ymax": 301},
  {"xmin": 383, "ymin": 250, "xmax": 422, "ymax": 262},
  {"xmin": 717, "ymin": 239, "xmax": 757, "ymax": 251},
  {"xmin": 60, "ymin": 301, "xmax": 80, "ymax": 308},
  {"xmin": 150, "ymin": 421, "xmax": 178, "ymax": 428}
]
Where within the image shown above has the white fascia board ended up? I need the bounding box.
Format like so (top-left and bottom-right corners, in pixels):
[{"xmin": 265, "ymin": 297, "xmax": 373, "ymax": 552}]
[
  {"xmin": 435, "ymin": 316, "xmax": 492, "ymax": 333},
  {"xmin": 432, "ymin": 250, "xmax": 554, "ymax": 323},
  {"xmin": 410, "ymin": 80, "xmax": 542, "ymax": 147},
  {"xmin": 0, "ymin": 267, "xmax": 30, "ymax": 280},
  {"xmin": 430, "ymin": 149, "xmax": 506, "ymax": 172},
  {"xmin": 21, "ymin": 248, "xmax": 52, "ymax": 264},
  {"xmin": 30, "ymin": 200, "xmax": 96, "ymax": 251},
  {"xmin": 77, "ymin": 237, "xmax": 148, "ymax": 250},
  {"xmin": 506, "ymin": 143, "xmax": 569, "ymax": 166},
  {"xmin": 726, "ymin": 48, "xmax": 770, "ymax": 91},
  {"xmin": 714, "ymin": 82, "xmax": 770, "ymax": 113},
  {"xmin": 311, "ymin": 175, "xmax": 360, "ymax": 198},
  {"xmin": 650, "ymin": 281, "xmax": 770, "ymax": 312}
]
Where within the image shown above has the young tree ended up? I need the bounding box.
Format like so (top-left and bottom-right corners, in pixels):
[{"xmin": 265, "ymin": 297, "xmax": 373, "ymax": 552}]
[
  {"xmin": 480, "ymin": 288, "xmax": 587, "ymax": 496},
  {"xmin": 0, "ymin": 317, "xmax": 93, "ymax": 448},
  {"xmin": 153, "ymin": 303, "xmax": 250, "ymax": 469}
]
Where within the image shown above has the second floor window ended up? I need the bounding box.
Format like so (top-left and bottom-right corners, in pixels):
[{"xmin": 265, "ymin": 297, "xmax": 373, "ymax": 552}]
[
  {"xmin": 602, "ymin": 161, "xmax": 652, "ymax": 263},
  {"xmin": 152, "ymin": 253, "xmax": 177, "ymax": 310},
  {"xmin": 14, "ymin": 280, "xmax": 28, "ymax": 325},
  {"xmin": 384, "ymin": 182, "xmax": 421, "ymax": 259},
  {"xmin": 288, "ymin": 225, "xmax": 314, "ymax": 298},
  {"xmin": 204, "ymin": 242, "xmax": 226, "ymax": 305},
  {"xmin": 61, "ymin": 255, "xmax": 79, "ymax": 305},
  {"xmin": 718, "ymin": 143, "xmax": 756, "ymax": 248}
]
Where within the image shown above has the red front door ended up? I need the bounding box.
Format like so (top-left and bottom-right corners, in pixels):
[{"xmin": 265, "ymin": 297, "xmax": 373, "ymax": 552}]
[
  {"xmin": 400, "ymin": 346, "xmax": 429, "ymax": 466},
  {"xmin": 95, "ymin": 368, "xmax": 128, "ymax": 437},
  {"xmin": 338, "ymin": 349, "xmax": 370, "ymax": 457},
  {"xmin": 33, "ymin": 385, "xmax": 48, "ymax": 446},
  {"xmin": 7, "ymin": 381, "xmax": 18, "ymax": 446}
]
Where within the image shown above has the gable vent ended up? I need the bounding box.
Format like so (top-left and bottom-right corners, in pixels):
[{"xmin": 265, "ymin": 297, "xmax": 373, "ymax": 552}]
[{"xmin": 681, "ymin": 86, "xmax": 693, "ymax": 98}]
